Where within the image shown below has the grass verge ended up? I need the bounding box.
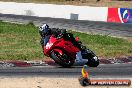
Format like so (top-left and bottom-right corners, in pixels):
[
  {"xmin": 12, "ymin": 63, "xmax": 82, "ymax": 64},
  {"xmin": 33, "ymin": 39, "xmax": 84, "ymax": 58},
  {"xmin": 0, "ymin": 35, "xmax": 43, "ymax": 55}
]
[
  {"xmin": 0, "ymin": 21, "xmax": 132, "ymax": 60},
  {"xmin": 0, "ymin": 21, "xmax": 43, "ymax": 60}
]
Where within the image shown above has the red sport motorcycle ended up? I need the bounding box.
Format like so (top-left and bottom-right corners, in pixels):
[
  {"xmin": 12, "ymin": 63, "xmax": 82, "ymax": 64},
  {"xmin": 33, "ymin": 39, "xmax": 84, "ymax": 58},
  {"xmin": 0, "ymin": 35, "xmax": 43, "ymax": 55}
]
[{"xmin": 43, "ymin": 33, "xmax": 99, "ymax": 67}]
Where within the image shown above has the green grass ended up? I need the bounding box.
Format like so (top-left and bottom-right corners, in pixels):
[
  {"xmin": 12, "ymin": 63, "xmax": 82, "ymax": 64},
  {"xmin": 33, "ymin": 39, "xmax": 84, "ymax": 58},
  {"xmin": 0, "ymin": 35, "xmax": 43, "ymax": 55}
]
[
  {"xmin": 0, "ymin": 21, "xmax": 132, "ymax": 60},
  {"xmin": 70, "ymin": 31, "xmax": 132, "ymax": 58},
  {"xmin": 0, "ymin": 0, "xmax": 132, "ymax": 8},
  {"xmin": 0, "ymin": 21, "xmax": 43, "ymax": 60}
]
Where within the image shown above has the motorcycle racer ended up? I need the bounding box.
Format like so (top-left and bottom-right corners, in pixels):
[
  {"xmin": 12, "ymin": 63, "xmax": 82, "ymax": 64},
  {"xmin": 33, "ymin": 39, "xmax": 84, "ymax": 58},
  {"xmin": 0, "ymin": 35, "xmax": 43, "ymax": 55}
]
[
  {"xmin": 39, "ymin": 23, "xmax": 99, "ymax": 67},
  {"xmin": 39, "ymin": 24, "xmax": 84, "ymax": 50}
]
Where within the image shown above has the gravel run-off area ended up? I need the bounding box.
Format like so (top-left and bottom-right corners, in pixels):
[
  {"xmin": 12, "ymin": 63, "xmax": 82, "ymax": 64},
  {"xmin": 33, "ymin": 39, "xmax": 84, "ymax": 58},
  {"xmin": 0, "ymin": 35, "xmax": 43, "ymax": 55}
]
[{"xmin": 0, "ymin": 77, "xmax": 131, "ymax": 88}]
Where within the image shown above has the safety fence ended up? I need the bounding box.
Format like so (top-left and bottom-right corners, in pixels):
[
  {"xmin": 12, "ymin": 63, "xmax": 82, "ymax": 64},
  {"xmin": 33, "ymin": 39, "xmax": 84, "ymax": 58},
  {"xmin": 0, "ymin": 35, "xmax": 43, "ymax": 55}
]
[{"xmin": 0, "ymin": 1, "xmax": 131, "ymax": 23}]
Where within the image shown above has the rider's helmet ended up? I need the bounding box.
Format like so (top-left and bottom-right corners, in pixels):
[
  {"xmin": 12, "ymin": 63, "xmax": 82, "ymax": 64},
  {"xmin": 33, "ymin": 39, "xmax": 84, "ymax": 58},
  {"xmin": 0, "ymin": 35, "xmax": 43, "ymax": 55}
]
[{"xmin": 39, "ymin": 24, "xmax": 49, "ymax": 37}]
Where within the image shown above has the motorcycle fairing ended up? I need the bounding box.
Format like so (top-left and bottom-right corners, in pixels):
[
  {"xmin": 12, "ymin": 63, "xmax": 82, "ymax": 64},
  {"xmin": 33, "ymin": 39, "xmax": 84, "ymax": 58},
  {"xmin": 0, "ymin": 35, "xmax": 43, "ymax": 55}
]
[{"xmin": 44, "ymin": 35, "xmax": 80, "ymax": 58}]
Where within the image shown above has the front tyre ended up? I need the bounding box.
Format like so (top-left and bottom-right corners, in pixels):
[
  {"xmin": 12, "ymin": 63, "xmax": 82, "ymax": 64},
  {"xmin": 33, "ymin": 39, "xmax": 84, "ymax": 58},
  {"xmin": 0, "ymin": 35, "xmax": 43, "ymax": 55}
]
[{"xmin": 50, "ymin": 51, "xmax": 74, "ymax": 68}]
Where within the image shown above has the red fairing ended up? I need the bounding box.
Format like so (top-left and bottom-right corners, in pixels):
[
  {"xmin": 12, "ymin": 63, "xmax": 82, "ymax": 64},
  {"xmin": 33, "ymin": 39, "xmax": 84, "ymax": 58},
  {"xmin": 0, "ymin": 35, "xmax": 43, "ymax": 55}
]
[
  {"xmin": 53, "ymin": 49, "xmax": 63, "ymax": 55},
  {"xmin": 44, "ymin": 35, "xmax": 80, "ymax": 58}
]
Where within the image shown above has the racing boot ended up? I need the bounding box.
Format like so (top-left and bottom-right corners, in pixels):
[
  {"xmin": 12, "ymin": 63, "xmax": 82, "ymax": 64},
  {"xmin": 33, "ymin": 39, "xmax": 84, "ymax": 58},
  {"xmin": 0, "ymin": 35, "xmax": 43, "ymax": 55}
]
[{"xmin": 74, "ymin": 51, "xmax": 88, "ymax": 66}]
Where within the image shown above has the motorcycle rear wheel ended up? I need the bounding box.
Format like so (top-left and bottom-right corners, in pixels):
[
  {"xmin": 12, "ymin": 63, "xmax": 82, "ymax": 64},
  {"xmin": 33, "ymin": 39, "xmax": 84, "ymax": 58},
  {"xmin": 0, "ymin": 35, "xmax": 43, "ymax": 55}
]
[
  {"xmin": 50, "ymin": 51, "xmax": 74, "ymax": 68},
  {"xmin": 87, "ymin": 57, "xmax": 99, "ymax": 67}
]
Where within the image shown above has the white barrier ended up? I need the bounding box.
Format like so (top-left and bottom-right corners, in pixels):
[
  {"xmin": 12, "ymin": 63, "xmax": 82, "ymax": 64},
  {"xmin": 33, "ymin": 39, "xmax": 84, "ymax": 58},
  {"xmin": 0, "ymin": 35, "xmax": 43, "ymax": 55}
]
[{"xmin": 0, "ymin": 1, "xmax": 108, "ymax": 22}]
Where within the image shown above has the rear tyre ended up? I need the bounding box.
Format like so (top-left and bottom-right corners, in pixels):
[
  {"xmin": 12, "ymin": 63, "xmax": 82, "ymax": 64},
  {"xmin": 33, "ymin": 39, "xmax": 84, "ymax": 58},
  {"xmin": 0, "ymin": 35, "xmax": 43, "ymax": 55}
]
[
  {"xmin": 87, "ymin": 57, "xmax": 99, "ymax": 67},
  {"xmin": 50, "ymin": 51, "xmax": 74, "ymax": 68}
]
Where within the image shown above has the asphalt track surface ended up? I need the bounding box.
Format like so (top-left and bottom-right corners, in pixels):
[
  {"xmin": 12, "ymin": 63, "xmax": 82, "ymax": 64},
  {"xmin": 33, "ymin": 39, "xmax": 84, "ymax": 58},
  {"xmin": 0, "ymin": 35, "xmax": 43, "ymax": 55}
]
[
  {"xmin": 0, "ymin": 63, "xmax": 132, "ymax": 78},
  {"xmin": 0, "ymin": 14, "xmax": 132, "ymax": 38}
]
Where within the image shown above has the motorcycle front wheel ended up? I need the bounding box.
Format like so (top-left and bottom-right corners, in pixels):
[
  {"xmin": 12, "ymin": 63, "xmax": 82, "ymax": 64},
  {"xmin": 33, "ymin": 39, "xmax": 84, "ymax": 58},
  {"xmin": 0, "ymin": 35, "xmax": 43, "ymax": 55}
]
[{"xmin": 50, "ymin": 51, "xmax": 74, "ymax": 68}]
